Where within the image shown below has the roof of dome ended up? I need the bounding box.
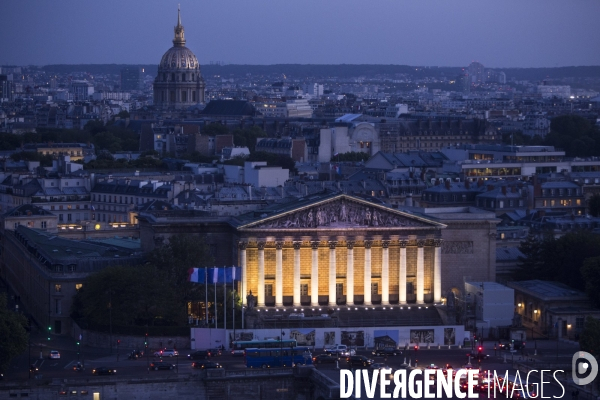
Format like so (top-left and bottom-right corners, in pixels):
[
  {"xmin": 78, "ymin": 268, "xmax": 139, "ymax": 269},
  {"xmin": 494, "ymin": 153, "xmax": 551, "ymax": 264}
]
[{"xmin": 159, "ymin": 46, "xmax": 199, "ymax": 71}]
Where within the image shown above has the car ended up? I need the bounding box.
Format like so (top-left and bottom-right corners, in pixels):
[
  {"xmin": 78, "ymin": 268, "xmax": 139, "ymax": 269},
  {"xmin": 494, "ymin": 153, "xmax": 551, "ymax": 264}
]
[
  {"xmin": 150, "ymin": 361, "xmax": 176, "ymax": 370},
  {"xmin": 325, "ymin": 344, "xmax": 352, "ymax": 356},
  {"xmin": 372, "ymin": 348, "xmax": 400, "ymax": 357},
  {"xmin": 154, "ymin": 348, "xmax": 178, "ymax": 357},
  {"xmin": 128, "ymin": 350, "xmax": 144, "ymax": 359},
  {"xmin": 49, "ymin": 350, "xmax": 60, "ymax": 359},
  {"xmin": 192, "ymin": 361, "xmax": 222, "ymax": 369},
  {"xmin": 466, "ymin": 353, "xmax": 490, "ymax": 361},
  {"xmin": 207, "ymin": 348, "xmax": 222, "ymax": 357},
  {"xmin": 369, "ymin": 363, "xmax": 392, "ymax": 371},
  {"xmin": 92, "ymin": 366, "xmax": 116, "ymax": 375},
  {"xmin": 313, "ymin": 354, "xmax": 338, "ymax": 364},
  {"xmin": 347, "ymin": 355, "xmax": 374, "ymax": 368},
  {"xmin": 231, "ymin": 349, "xmax": 245, "ymax": 356},
  {"xmin": 187, "ymin": 350, "xmax": 211, "ymax": 360}
]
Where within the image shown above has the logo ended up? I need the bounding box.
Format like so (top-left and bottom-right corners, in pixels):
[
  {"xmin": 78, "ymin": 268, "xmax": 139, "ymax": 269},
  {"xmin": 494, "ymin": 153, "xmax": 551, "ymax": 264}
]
[{"xmin": 572, "ymin": 351, "xmax": 598, "ymax": 386}]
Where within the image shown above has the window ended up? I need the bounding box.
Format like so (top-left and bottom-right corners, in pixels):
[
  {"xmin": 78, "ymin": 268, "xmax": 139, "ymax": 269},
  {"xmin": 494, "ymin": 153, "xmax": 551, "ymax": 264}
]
[
  {"xmin": 265, "ymin": 284, "xmax": 273, "ymax": 297},
  {"xmin": 55, "ymin": 284, "xmax": 62, "ymax": 292},
  {"xmin": 406, "ymin": 282, "xmax": 414, "ymax": 295},
  {"xmin": 181, "ymin": 91, "xmax": 187, "ymax": 102},
  {"xmin": 59, "ymin": 214, "xmax": 63, "ymax": 222},
  {"xmin": 300, "ymin": 284, "xmax": 308, "ymax": 296},
  {"xmin": 76, "ymin": 283, "xmax": 83, "ymax": 291},
  {"xmin": 170, "ymin": 91, "xmax": 175, "ymax": 102},
  {"xmin": 41, "ymin": 221, "xmax": 47, "ymax": 229},
  {"xmin": 182, "ymin": 73, "xmax": 186, "ymax": 82},
  {"xmin": 192, "ymin": 91, "xmax": 196, "ymax": 102},
  {"xmin": 371, "ymin": 282, "xmax": 378, "ymax": 295},
  {"xmin": 55, "ymin": 299, "xmax": 62, "ymax": 315},
  {"xmin": 67, "ymin": 214, "xmax": 72, "ymax": 222}
]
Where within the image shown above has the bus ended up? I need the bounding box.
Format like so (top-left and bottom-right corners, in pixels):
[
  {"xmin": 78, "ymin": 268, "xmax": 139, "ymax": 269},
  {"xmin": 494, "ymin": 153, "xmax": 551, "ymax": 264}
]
[
  {"xmin": 244, "ymin": 346, "xmax": 313, "ymax": 368},
  {"xmin": 231, "ymin": 339, "xmax": 297, "ymax": 356}
]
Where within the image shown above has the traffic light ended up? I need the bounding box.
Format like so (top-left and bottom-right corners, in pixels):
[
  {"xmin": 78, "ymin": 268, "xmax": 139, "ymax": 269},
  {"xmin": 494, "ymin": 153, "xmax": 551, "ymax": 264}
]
[
  {"xmin": 414, "ymin": 345, "xmax": 419, "ymax": 351},
  {"xmin": 478, "ymin": 346, "xmax": 483, "ymax": 354},
  {"xmin": 47, "ymin": 326, "xmax": 52, "ymax": 341},
  {"xmin": 144, "ymin": 333, "xmax": 148, "ymax": 348}
]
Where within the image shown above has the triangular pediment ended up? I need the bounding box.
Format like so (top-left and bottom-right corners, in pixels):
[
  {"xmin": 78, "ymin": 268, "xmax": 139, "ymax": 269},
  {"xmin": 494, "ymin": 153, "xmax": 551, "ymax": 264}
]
[{"xmin": 238, "ymin": 194, "xmax": 444, "ymax": 231}]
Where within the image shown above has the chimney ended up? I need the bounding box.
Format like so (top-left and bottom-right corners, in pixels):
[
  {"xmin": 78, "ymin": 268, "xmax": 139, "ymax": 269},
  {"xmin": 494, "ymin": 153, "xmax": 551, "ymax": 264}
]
[
  {"xmin": 502, "ymin": 186, "xmax": 507, "ymax": 195},
  {"xmin": 477, "ymin": 179, "xmax": 484, "ymax": 187},
  {"xmin": 465, "ymin": 180, "xmax": 470, "ymax": 189},
  {"xmin": 436, "ymin": 178, "xmax": 441, "ymax": 186},
  {"xmin": 487, "ymin": 185, "xmax": 494, "ymax": 192},
  {"xmin": 409, "ymin": 171, "xmax": 414, "ymax": 178},
  {"xmin": 445, "ymin": 180, "xmax": 450, "ymax": 190}
]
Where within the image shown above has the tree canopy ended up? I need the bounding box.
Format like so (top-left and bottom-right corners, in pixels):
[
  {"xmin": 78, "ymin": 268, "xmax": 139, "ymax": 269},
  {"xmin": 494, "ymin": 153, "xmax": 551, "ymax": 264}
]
[
  {"xmin": 0, "ymin": 294, "xmax": 29, "ymax": 373},
  {"xmin": 515, "ymin": 231, "xmax": 600, "ymax": 306},
  {"xmin": 72, "ymin": 234, "xmax": 214, "ymax": 329},
  {"xmin": 579, "ymin": 316, "xmax": 600, "ymax": 356}
]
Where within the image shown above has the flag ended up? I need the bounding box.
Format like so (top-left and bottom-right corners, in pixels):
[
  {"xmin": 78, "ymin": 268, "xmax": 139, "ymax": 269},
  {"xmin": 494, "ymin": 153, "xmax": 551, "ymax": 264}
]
[
  {"xmin": 188, "ymin": 267, "xmax": 241, "ymax": 284},
  {"xmin": 212, "ymin": 267, "xmax": 219, "ymax": 284},
  {"xmin": 188, "ymin": 268, "xmax": 199, "ymax": 283}
]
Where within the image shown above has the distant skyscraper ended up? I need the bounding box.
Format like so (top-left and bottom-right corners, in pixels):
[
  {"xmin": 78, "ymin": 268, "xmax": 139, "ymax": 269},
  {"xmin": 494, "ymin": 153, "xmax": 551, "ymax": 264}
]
[
  {"xmin": 153, "ymin": 6, "xmax": 205, "ymax": 109},
  {"xmin": 468, "ymin": 62, "xmax": 485, "ymax": 85},
  {"xmin": 121, "ymin": 67, "xmax": 142, "ymax": 91}
]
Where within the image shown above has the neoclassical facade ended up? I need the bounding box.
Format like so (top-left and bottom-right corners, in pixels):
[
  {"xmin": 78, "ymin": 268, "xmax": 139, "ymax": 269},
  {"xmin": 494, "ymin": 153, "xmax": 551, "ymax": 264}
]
[
  {"xmin": 236, "ymin": 194, "xmax": 446, "ymax": 307},
  {"xmin": 153, "ymin": 7, "xmax": 206, "ymax": 109}
]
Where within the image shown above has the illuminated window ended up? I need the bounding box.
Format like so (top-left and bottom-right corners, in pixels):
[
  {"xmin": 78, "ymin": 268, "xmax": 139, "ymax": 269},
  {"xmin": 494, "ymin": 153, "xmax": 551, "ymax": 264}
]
[
  {"xmin": 55, "ymin": 284, "xmax": 62, "ymax": 292},
  {"xmin": 76, "ymin": 283, "xmax": 83, "ymax": 291}
]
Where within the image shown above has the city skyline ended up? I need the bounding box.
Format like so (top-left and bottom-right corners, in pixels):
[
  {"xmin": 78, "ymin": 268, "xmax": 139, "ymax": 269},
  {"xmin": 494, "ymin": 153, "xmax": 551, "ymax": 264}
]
[{"xmin": 1, "ymin": 0, "xmax": 600, "ymax": 68}]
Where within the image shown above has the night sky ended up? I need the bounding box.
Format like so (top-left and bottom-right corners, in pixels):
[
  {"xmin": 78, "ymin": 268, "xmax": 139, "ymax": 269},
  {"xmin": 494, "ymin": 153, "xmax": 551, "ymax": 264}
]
[{"xmin": 1, "ymin": 0, "xmax": 599, "ymax": 67}]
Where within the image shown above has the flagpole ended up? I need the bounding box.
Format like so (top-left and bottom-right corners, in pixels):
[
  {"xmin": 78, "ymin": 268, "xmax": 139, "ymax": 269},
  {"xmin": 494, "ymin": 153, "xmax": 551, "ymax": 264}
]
[
  {"xmin": 223, "ymin": 266, "xmax": 226, "ymax": 331},
  {"xmin": 214, "ymin": 267, "xmax": 217, "ymax": 330},
  {"xmin": 204, "ymin": 268, "xmax": 208, "ymax": 326}
]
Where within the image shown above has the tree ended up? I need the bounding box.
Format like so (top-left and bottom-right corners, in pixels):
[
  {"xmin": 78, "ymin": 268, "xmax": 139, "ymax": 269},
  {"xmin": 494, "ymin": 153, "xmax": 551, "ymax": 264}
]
[
  {"xmin": 332, "ymin": 151, "xmax": 370, "ymax": 162},
  {"xmin": 72, "ymin": 265, "xmax": 179, "ymax": 327},
  {"xmin": 581, "ymin": 257, "xmax": 600, "ymax": 308},
  {"xmin": 147, "ymin": 234, "xmax": 215, "ymax": 318},
  {"xmin": 0, "ymin": 294, "xmax": 29, "ymax": 373},
  {"xmin": 514, "ymin": 234, "xmax": 546, "ymax": 280},
  {"xmin": 588, "ymin": 194, "xmax": 600, "ymax": 217},
  {"xmin": 579, "ymin": 316, "xmax": 600, "ymax": 356}
]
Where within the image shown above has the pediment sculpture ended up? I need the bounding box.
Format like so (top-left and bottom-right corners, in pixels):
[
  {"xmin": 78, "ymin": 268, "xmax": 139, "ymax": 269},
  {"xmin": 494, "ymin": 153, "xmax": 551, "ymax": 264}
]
[{"xmin": 248, "ymin": 199, "xmax": 428, "ymax": 229}]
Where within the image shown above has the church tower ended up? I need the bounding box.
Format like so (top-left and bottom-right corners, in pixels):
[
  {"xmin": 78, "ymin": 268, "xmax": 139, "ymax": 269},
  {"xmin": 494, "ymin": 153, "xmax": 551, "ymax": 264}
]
[{"xmin": 153, "ymin": 6, "xmax": 205, "ymax": 109}]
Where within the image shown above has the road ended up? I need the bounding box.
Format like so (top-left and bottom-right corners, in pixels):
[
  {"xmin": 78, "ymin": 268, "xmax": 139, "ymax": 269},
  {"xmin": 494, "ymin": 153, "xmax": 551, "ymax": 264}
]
[{"xmin": 4, "ymin": 344, "xmax": 574, "ymax": 400}]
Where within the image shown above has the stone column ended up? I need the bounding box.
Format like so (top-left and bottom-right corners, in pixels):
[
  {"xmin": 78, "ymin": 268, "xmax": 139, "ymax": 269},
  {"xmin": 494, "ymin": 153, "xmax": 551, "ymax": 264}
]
[
  {"xmin": 364, "ymin": 240, "xmax": 372, "ymax": 306},
  {"xmin": 416, "ymin": 239, "xmax": 425, "ymax": 304},
  {"xmin": 328, "ymin": 242, "xmax": 337, "ymax": 306},
  {"xmin": 311, "ymin": 241, "xmax": 319, "ymax": 307},
  {"xmin": 381, "ymin": 240, "xmax": 390, "ymax": 305},
  {"xmin": 346, "ymin": 241, "xmax": 354, "ymax": 306},
  {"xmin": 434, "ymin": 239, "xmax": 442, "ymax": 303},
  {"xmin": 257, "ymin": 241, "xmax": 265, "ymax": 307},
  {"xmin": 293, "ymin": 242, "xmax": 301, "ymax": 307},
  {"xmin": 399, "ymin": 240, "xmax": 407, "ymax": 304},
  {"xmin": 239, "ymin": 242, "xmax": 247, "ymax": 306},
  {"xmin": 275, "ymin": 242, "xmax": 283, "ymax": 307}
]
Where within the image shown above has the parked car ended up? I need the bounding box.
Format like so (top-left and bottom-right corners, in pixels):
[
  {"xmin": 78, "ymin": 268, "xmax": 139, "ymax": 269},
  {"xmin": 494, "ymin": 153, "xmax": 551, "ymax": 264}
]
[
  {"xmin": 187, "ymin": 350, "xmax": 211, "ymax": 360},
  {"xmin": 372, "ymin": 348, "xmax": 400, "ymax": 357},
  {"xmin": 324, "ymin": 345, "xmax": 355, "ymax": 357},
  {"xmin": 154, "ymin": 349, "xmax": 178, "ymax": 357},
  {"xmin": 347, "ymin": 355, "xmax": 374, "ymax": 368},
  {"xmin": 313, "ymin": 354, "xmax": 338, "ymax": 364},
  {"xmin": 49, "ymin": 350, "xmax": 60, "ymax": 359},
  {"xmin": 192, "ymin": 361, "xmax": 222, "ymax": 369},
  {"xmin": 150, "ymin": 361, "xmax": 176, "ymax": 370},
  {"xmin": 92, "ymin": 366, "xmax": 116, "ymax": 375}
]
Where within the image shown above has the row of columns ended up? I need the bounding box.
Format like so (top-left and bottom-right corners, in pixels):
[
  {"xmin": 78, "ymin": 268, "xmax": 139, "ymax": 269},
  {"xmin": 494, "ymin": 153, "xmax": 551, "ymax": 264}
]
[{"xmin": 240, "ymin": 239, "xmax": 442, "ymax": 308}]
